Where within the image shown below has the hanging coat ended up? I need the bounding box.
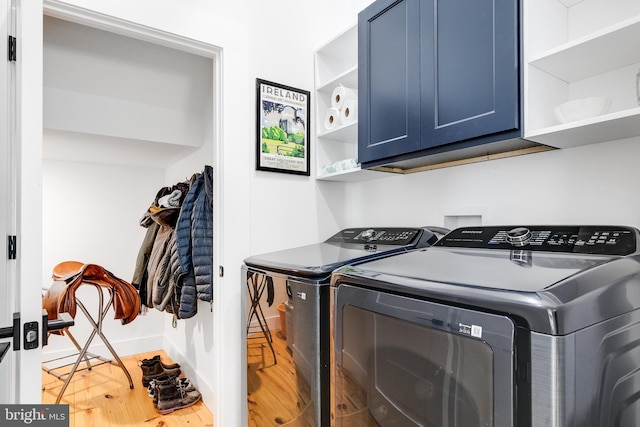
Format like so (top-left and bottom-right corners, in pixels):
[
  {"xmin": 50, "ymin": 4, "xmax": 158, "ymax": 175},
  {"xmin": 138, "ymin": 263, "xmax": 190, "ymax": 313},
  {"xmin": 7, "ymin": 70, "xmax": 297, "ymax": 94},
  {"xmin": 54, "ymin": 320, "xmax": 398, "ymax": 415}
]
[{"xmin": 175, "ymin": 165, "xmax": 214, "ymax": 319}]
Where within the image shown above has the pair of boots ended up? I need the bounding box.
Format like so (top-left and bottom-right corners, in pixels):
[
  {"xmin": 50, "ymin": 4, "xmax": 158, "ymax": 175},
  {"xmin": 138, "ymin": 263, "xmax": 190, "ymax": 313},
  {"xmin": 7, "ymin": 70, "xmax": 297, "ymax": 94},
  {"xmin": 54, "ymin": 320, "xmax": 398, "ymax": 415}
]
[
  {"xmin": 140, "ymin": 355, "xmax": 201, "ymax": 414},
  {"xmin": 140, "ymin": 355, "xmax": 181, "ymax": 387},
  {"xmin": 151, "ymin": 375, "xmax": 202, "ymax": 414}
]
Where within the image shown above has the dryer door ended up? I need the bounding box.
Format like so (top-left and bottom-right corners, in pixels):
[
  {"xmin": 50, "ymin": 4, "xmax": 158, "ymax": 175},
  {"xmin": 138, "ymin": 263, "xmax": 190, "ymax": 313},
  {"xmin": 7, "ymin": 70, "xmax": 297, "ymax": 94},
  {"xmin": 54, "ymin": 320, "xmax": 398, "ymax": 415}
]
[{"xmin": 333, "ymin": 284, "xmax": 517, "ymax": 427}]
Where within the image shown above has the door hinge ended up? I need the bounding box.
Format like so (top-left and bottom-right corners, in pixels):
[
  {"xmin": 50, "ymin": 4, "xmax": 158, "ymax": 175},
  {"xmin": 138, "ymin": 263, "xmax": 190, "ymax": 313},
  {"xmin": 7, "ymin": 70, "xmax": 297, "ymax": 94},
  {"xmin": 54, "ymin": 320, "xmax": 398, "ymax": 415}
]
[
  {"xmin": 8, "ymin": 235, "xmax": 17, "ymax": 260},
  {"xmin": 8, "ymin": 36, "xmax": 16, "ymax": 62},
  {"xmin": 219, "ymin": 265, "xmax": 224, "ymax": 277}
]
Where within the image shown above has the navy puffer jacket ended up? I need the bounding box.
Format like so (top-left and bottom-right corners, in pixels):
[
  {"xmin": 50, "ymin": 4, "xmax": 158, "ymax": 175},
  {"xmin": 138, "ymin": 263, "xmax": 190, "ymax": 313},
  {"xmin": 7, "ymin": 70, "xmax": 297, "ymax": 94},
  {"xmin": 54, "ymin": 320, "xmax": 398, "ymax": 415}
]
[{"xmin": 176, "ymin": 165, "xmax": 213, "ymax": 319}]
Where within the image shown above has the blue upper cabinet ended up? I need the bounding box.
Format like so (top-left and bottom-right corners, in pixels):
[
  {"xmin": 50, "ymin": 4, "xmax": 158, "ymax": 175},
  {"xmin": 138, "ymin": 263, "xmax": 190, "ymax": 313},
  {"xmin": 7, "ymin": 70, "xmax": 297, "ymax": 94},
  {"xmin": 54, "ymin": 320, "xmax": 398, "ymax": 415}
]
[
  {"xmin": 358, "ymin": 0, "xmax": 421, "ymax": 164},
  {"xmin": 359, "ymin": 0, "xmax": 533, "ymax": 169}
]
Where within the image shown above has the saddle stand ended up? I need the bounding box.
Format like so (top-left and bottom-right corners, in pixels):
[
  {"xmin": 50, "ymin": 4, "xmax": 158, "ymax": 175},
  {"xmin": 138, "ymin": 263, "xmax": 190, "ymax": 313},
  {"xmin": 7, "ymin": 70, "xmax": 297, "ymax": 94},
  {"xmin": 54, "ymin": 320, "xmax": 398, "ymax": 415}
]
[
  {"xmin": 42, "ymin": 262, "xmax": 139, "ymax": 404},
  {"xmin": 246, "ymin": 271, "xmax": 277, "ymax": 366},
  {"xmin": 42, "ymin": 283, "xmax": 134, "ymax": 403}
]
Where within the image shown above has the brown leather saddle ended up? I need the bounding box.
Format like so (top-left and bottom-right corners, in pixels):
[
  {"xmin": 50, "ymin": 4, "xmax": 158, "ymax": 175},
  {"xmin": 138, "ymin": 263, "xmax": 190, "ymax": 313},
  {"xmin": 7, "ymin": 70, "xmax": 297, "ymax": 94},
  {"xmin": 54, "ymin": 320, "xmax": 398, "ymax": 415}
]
[{"xmin": 42, "ymin": 261, "xmax": 140, "ymax": 326}]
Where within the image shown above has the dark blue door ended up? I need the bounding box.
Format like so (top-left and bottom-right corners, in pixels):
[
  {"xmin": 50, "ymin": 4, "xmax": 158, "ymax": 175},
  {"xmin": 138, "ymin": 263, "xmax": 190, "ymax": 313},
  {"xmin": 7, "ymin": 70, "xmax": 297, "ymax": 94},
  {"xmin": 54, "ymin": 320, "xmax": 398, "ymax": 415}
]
[
  {"xmin": 421, "ymin": 0, "xmax": 520, "ymax": 149},
  {"xmin": 358, "ymin": 0, "xmax": 421, "ymax": 164}
]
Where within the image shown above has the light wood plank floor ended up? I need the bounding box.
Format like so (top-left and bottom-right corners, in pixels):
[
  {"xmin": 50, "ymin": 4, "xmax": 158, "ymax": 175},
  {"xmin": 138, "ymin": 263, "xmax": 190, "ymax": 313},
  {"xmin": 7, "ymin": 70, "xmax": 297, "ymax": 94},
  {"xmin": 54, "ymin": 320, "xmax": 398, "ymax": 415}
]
[
  {"xmin": 247, "ymin": 330, "xmax": 379, "ymax": 426},
  {"xmin": 42, "ymin": 349, "xmax": 213, "ymax": 427},
  {"xmin": 247, "ymin": 329, "xmax": 314, "ymax": 426}
]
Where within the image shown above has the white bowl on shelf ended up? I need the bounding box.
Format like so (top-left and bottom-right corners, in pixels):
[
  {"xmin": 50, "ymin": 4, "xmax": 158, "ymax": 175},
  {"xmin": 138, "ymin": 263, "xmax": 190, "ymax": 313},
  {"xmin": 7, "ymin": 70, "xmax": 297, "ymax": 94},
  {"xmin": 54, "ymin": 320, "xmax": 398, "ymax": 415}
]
[{"xmin": 554, "ymin": 97, "xmax": 612, "ymax": 124}]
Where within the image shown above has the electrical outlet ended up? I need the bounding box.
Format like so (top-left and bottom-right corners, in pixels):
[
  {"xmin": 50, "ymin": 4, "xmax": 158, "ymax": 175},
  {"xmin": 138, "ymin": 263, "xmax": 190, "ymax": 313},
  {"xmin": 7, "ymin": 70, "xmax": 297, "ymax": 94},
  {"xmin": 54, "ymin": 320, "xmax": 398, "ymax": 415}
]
[{"xmin": 23, "ymin": 321, "xmax": 39, "ymax": 350}]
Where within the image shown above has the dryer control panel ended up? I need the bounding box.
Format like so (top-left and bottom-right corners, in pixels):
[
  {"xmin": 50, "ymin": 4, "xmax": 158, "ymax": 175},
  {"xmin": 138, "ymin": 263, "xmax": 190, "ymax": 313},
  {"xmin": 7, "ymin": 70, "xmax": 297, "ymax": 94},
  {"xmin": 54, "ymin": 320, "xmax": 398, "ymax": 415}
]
[
  {"xmin": 435, "ymin": 225, "xmax": 639, "ymax": 256},
  {"xmin": 327, "ymin": 227, "xmax": 435, "ymax": 247}
]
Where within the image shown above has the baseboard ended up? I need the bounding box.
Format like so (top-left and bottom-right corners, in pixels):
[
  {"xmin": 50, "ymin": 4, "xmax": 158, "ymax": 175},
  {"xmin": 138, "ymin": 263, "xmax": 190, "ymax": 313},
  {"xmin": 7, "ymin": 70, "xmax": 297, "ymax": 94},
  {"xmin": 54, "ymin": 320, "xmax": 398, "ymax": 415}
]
[
  {"xmin": 162, "ymin": 334, "xmax": 214, "ymax": 411},
  {"xmin": 42, "ymin": 334, "xmax": 165, "ymax": 361},
  {"xmin": 248, "ymin": 314, "xmax": 280, "ymax": 334}
]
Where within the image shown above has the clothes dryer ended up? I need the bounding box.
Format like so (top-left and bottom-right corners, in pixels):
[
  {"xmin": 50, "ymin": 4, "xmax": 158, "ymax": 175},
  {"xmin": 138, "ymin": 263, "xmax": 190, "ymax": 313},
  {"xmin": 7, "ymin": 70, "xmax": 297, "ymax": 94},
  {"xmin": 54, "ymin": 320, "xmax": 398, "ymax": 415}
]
[
  {"xmin": 243, "ymin": 226, "xmax": 448, "ymax": 426},
  {"xmin": 332, "ymin": 225, "xmax": 640, "ymax": 427}
]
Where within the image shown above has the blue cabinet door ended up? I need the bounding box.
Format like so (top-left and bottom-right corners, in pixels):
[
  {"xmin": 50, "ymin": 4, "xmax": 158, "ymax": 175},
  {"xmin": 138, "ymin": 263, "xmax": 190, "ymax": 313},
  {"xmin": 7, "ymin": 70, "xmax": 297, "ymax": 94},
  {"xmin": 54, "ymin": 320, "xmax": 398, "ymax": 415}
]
[
  {"xmin": 421, "ymin": 0, "xmax": 520, "ymax": 149},
  {"xmin": 358, "ymin": 0, "xmax": 521, "ymax": 167},
  {"xmin": 358, "ymin": 0, "xmax": 421, "ymax": 164}
]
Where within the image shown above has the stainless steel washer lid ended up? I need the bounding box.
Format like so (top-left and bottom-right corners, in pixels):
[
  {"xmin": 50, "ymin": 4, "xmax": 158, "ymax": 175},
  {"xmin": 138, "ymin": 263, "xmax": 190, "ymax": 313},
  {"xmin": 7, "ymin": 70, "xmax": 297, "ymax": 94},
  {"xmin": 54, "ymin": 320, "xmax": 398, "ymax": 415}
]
[
  {"xmin": 337, "ymin": 247, "xmax": 611, "ymax": 292},
  {"xmin": 244, "ymin": 241, "xmax": 405, "ymax": 278},
  {"xmin": 244, "ymin": 227, "xmax": 439, "ymax": 279},
  {"xmin": 331, "ymin": 225, "xmax": 640, "ymax": 335}
]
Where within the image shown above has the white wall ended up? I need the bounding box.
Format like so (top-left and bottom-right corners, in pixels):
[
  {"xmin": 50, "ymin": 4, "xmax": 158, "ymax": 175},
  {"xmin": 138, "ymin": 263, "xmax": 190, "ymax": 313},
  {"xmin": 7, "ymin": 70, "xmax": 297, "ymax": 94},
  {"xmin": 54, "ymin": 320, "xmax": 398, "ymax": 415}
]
[
  {"xmin": 41, "ymin": 161, "xmax": 168, "ymax": 358},
  {"xmin": 343, "ymin": 137, "xmax": 640, "ymax": 230}
]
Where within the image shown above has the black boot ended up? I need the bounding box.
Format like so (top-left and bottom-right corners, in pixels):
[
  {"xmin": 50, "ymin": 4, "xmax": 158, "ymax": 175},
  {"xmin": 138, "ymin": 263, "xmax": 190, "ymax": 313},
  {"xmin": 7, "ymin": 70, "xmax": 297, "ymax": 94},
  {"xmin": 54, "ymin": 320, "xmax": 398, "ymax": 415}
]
[
  {"xmin": 148, "ymin": 376, "xmax": 196, "ymax": 405},
  {"xmin": 140, "ymin": 359, "xmax": 181, "ymax": 387},
  {"xmin": 141, "ymin": 354, "xmax": 180, "ymax": 370},
  {"xmin": 155, "ymin": 376, "xmax": 201, "ymax": 414}
]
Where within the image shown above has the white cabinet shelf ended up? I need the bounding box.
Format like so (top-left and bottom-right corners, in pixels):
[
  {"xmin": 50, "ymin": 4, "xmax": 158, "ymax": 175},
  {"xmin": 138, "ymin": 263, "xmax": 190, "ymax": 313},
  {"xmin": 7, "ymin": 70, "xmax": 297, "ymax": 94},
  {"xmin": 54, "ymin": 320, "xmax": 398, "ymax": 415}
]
[
  {"xmin": 317, "ymin": 66, "xmax": 358, "ymax": 94},
  {"xmin": 524, "ymin": 0, "xmax": 640, "ymax": 148},
  {"xmin": 314, "ymin": 24, "xmax": 383, "ymax": 182},
  {"xmin": 315, "ymin": 25, "xmax": 357, "ymax": 88},
  {"xmin": 529, "ymin": 16, "xmax": 640, "ymax": 83},
  {"xmin": 525, "ymin": 107, "xmax": 640, "ymax": 148},
  {"xmin": 317, "ymin": 122, "xmax": 357, "ymax": 142},
  {"xmin": 316, "ymin": 166, "xmax": 383, "ymax": 182}
]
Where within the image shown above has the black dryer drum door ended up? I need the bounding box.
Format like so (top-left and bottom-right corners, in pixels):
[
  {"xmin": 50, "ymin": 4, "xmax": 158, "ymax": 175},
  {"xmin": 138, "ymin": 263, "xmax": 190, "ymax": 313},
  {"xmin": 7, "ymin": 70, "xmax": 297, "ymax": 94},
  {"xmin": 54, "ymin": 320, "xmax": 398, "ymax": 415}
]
[{"xmin": 334, "ymin": 284, "xmax": 516, "ymax": 427}]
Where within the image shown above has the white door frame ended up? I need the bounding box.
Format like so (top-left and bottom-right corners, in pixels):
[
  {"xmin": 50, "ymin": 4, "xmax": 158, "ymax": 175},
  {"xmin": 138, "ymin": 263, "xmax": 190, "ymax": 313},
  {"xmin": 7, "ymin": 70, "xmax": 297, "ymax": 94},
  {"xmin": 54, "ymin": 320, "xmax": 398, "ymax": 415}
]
[
  {"xmin": 0, "ymin": 0, "xmax": 17, "ymax": 404},
  {"xmin": 41, "ymin": 0, "xmax": 226, "ymax": 413},
  {"xmin": 7, "ymin": 0, "xmax": 44, "ymax": 404},
  {"xmin": 13, "ymin": 0, "xmax": 226, "ymax": 413}
]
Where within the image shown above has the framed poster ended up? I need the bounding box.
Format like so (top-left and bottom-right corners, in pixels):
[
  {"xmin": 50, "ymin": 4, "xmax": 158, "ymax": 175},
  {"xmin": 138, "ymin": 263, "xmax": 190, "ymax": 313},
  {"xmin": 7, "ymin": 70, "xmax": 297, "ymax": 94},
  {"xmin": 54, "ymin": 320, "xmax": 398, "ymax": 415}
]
[{"xmin": 256, "ymin": 79, "xmax": 311, "ymax": 176}]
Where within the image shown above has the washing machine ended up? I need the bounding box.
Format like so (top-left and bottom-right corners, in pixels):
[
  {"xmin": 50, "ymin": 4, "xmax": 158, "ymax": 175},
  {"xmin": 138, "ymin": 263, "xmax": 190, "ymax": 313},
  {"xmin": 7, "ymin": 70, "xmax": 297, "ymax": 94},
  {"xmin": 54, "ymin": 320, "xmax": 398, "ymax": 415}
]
[
  {"xmin": 243, "ymin": 226, "xmax": 448, "ymax": 426},
  {"xmin": 331, "ymin": 225, "xmax": 640, "ymax": 427}
]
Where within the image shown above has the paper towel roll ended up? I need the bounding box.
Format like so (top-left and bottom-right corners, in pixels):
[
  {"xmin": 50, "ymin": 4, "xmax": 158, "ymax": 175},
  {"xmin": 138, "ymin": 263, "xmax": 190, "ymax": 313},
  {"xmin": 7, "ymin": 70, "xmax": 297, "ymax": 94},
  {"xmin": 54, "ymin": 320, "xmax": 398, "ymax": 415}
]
[
  {"xmin": 340, "ymin": 100, "xmax": 358, "ymax": 125},
  {"xmin": 331, "ymin": 85, "xmax": 357, "ymax": 110},
  {"xmin": 324, "ymin": 108, "xmax": 340, "ymax": 130}
]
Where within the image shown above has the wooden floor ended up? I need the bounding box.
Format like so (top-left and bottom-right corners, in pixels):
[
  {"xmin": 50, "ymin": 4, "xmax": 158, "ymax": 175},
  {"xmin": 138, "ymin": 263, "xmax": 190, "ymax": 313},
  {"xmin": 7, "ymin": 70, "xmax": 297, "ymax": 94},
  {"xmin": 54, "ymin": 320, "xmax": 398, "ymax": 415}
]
[
  {"xmin": 42, "ymin": 349, "xmax": 213, "ymax": 427},
  {"xmin": 247, "ymin": 330, "xmax": 380, "ymax": 427},
  {"xmin": 247, "ymin": 329, "xmax": 315, "ymax": 426}
]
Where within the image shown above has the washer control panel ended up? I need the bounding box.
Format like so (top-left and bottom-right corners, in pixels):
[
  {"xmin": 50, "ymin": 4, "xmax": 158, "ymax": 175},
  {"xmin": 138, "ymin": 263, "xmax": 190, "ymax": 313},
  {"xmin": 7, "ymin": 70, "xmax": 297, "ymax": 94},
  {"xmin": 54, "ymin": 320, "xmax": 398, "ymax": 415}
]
[
  {"xmin": 435, "ymin": 225, "xmax": 639, "ymax": 256},
  {"xmin": 327, "ymin": 227, "xmax": 425, "ymax": 246}
]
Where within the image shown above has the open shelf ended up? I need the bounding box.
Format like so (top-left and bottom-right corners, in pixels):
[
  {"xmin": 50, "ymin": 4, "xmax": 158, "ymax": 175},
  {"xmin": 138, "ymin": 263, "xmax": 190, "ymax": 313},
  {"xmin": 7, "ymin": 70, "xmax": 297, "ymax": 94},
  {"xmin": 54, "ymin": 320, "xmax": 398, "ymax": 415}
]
[
  {"xmin": 525, "ymin": 107, "xmax": 640, "ymax": 148},
  {"xmin": 314, "ymin": 24, "xmax": 385, "ymax": 182},
  {"xmin": 529, "ymin": 16, "xmax": 640, "ymax": 83},
  {"xmin": 524, "ymin": 0, "xmax": 640, "ymax": 147}
]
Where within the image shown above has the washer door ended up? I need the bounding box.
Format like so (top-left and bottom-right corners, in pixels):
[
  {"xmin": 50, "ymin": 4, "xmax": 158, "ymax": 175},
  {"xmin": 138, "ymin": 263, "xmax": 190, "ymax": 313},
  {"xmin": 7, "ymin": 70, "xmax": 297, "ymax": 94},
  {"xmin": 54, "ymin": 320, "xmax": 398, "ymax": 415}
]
[{"xmin": 333, "ymin": 284, "xmax": 517, "ymax": 427}]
